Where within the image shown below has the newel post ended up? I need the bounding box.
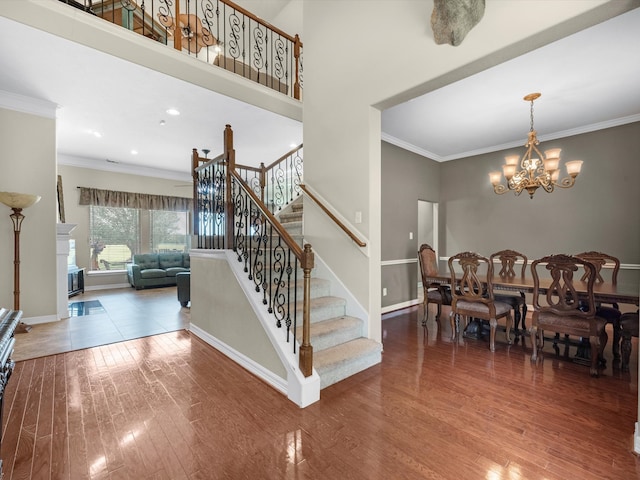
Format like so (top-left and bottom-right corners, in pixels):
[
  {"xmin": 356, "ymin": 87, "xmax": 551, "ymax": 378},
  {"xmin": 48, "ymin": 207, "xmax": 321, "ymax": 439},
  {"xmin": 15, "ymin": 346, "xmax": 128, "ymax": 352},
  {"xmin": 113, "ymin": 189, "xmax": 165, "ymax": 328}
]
[
  {"xmin": 299, "ymin": 243, "xmax": 314, "ymax": 377},
  {"xmin": 191, "ymin": 148, "xmax": 200, "ymax": 237},
  {"xmin": 293, "ymin": 34, "xmax": 302, "ymax": 100},
  {"xmin": 224, "ymin": 125, "xmax": 235, "ymax": 249}
]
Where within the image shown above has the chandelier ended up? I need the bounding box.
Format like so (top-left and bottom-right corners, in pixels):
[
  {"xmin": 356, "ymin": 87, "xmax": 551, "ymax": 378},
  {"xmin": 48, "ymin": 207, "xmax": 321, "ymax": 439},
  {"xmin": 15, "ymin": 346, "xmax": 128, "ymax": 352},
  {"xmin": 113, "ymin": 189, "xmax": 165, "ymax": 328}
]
[{"xmin": 489, "ymin": 93, "xmax": 583, "ymax": 199}]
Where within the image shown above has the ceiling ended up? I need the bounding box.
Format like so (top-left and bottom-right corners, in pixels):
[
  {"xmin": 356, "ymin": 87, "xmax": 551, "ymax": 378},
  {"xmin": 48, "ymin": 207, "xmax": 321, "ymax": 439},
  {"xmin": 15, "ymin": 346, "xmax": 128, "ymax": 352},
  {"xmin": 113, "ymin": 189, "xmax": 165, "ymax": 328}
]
[{"xmin": 0, "ymin": 6, "xmax": 639, "ymax": 180}]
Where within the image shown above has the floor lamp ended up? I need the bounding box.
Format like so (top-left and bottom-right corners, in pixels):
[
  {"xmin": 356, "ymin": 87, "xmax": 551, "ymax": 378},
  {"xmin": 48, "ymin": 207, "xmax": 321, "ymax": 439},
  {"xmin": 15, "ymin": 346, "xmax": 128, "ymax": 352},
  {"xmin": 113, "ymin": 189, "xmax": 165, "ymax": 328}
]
[{"xmin": 0, "ymin": 191, "xmax": 41, "ymax": 333}]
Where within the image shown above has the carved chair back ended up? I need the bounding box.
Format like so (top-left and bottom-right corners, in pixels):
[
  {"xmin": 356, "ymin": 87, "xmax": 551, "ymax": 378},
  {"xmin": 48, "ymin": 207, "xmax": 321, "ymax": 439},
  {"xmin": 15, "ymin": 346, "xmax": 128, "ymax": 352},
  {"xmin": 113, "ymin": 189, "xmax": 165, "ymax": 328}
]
[
  {"xmin": 575, "ymin": 251, "xmax": 619, "ymax": 284},
  {"xmin": 448, "ymin": 252, "xmax": 496, "ymax": 306},
  {"xmin": 489, "ymin": 249, "xmax": 528, "ymax": 278},
  {"xmin": 531, "ymin": 254, "xmax": 597, "ymax": 318},
  {"xmin": 418, "ymin": 244, "xmax": 440, "ymax": 281}
]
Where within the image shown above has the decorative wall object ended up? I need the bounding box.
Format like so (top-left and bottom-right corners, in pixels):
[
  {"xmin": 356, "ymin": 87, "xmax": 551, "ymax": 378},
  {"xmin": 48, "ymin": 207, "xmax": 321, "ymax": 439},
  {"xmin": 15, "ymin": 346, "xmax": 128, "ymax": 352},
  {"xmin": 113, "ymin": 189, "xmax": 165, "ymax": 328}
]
[{"xmin": 431, "ymin": 0, "xmax": 485, "ymax": 46}]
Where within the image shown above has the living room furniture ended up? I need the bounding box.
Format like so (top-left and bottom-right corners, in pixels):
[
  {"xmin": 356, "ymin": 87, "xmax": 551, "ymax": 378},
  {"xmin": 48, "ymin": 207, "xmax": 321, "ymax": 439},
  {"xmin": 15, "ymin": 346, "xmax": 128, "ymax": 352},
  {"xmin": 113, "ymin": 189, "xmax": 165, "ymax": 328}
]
[
  {"xmin": 68, "ymin": 267, "xmax": 85, "ymax": 297},
  {"xmin": 126, "ymin": 252, "xmax": 190, "ymax": 289},
  {"xmin": 176, "ymin": 271, "xmax": 190, "ymax": 307},
  {"xmin": 448, "ymin": 251, "xmax": 513, "ymax": 352},
  {"xmin": 0, "ymin": 307, "xmax": 20, "ymax": 478}
]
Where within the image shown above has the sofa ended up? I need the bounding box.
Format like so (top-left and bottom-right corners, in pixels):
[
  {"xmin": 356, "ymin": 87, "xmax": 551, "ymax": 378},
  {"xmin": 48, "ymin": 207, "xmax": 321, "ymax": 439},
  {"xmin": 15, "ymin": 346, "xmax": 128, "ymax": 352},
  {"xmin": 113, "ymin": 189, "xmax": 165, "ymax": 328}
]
[
  {"xmin": 176, "ymin": 271, "xmax": 191, "ymax": 307},
  {"xmin": 126, "ymin": 252, "xmax": 190, "ymax": 290}
]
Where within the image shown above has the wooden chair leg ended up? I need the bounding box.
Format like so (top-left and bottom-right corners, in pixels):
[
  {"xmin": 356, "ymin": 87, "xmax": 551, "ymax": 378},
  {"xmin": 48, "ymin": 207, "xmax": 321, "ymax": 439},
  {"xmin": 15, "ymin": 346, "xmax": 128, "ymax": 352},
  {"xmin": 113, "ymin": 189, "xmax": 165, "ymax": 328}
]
[
  {"xmin": 530, "ymin": 326, "xmax": 538, "ymax": 362},
  {"xmin": 422, "ymin": 300, "xmax": 429, "ymax": 326},
  {"xmin": 612, "ymin": 318, "xmax": 621, "ymax": 359},
  {"xmin": 589, "ymin": 336, "xmax": 600, "ymax": 377},
  {"xmin": 621, "ymin": 330, "xmax": 633, "ymax": 372},
  {"xmin": 489, "ymin": 318, "xmax": 497, "ymax": 352},
  {"xmin": 505, "ymin": 313, "xmax": 513, "ymax": 345}
]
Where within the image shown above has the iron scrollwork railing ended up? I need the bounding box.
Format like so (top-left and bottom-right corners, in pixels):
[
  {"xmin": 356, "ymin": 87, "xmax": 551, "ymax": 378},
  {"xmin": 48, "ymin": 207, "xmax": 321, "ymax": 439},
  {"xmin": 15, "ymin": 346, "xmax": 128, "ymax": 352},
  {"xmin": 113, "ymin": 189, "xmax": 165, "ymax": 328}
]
[
  {"xmin": 57, "ymin": 0, "xmax": 303, "ymax": 100},
  {"xmin": 231, "ymin": 174, "xmax": 299, "ymax": 337},
  {"xmin": 235, "ymin": 144, "xmax": 304, "ymax": 215},
  {"xmin": 193, "ymin": 150, "xmax": 227, "ymax": 249}
]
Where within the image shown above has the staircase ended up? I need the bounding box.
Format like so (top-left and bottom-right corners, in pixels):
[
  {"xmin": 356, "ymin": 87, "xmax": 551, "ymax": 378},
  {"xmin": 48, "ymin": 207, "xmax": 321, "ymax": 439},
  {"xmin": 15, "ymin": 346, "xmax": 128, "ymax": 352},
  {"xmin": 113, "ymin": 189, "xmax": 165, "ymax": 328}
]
[{"xmin": 277, "ymin": 198, "xmax": 382, "ymax": 389}]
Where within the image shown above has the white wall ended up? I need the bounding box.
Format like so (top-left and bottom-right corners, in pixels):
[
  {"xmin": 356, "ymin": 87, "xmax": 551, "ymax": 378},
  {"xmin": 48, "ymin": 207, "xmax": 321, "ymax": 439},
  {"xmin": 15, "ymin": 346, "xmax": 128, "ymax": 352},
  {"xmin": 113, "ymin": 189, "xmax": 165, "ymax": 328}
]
[{"xmin": 301, "ymin": 0, "xmax": 628, "ymax": 344}]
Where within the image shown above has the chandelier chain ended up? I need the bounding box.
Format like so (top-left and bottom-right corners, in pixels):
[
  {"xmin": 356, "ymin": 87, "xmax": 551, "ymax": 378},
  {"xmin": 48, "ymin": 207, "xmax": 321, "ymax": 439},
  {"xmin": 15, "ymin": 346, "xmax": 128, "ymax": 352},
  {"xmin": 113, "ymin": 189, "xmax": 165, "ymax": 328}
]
[{"xmin": 530, "ymin": 99, "xmax": 535, "ymax": 133}]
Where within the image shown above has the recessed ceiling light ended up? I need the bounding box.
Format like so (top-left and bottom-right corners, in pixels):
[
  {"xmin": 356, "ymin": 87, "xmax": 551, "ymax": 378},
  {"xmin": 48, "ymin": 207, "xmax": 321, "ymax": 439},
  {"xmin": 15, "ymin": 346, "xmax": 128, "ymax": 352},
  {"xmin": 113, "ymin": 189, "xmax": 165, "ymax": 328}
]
[
  {"xmin": 93, "ymin": 131, "xmax": 102, "ymax": 138},
  {"xmin": 131, "ymin": 150, "xmax": 138, "ymax": 155},
  {"xmin": 166, "ymin": 108, "xmax": 180, "ymax": 116},
  {"xmin": 159, "ymin": 120, "xmax": 166, "ymax": 126}
]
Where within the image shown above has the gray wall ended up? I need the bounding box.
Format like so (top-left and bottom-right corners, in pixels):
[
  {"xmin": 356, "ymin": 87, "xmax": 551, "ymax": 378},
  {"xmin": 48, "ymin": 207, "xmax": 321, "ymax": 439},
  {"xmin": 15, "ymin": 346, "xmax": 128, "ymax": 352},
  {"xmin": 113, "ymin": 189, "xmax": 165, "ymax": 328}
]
[
  {"xmin": 381, "ymin": 141, "xmax": 440, "ymax": 307},
  {"xmin": 382, "ymin": 122, "xmax": 640, "ymax": 308},
  {"xmin": 440, "ymin": 123, "xmax": 640, "ymax": 263}
]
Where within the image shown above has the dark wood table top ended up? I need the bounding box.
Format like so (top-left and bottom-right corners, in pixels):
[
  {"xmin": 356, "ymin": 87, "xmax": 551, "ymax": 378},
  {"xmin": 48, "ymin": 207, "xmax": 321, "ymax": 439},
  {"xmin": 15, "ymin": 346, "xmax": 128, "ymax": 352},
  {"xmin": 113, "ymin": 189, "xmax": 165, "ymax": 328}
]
[{"xmin": 424, "ymin": 270, "xmax": 639, "ymax": 306}]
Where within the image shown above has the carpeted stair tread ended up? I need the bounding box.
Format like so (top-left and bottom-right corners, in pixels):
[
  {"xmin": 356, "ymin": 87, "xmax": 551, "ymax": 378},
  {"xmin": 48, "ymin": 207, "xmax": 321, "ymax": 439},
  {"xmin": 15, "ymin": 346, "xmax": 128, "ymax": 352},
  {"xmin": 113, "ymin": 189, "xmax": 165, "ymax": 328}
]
[
  {"xmin": 297, "ymin": 296, "xmax": 346, "ymax": 323},
  {"xmin": 314, "ymin": 338, "xmax": 382, "ymax": 389},
  {"xmin": 296, "ymin": 316, "xmax": 363, "ymax": 351}
]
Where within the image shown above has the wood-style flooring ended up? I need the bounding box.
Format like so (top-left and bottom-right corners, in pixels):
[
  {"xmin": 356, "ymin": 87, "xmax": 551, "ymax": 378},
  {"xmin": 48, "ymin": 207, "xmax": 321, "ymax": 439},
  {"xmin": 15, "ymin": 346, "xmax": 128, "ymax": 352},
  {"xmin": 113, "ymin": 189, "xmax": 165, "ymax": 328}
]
[{"xmin": 2, "ymin": 294, "xmax": 639, "ymax": 479}]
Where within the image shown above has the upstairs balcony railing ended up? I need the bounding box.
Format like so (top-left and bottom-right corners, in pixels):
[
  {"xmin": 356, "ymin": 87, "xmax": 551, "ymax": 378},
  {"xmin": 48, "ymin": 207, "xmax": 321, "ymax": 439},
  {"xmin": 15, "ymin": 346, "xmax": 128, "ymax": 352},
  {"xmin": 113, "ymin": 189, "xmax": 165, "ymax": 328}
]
[
  {"xmin": 192, "ymin": 125, "xmax": 313, "ymax": 377},
  {"xmin": 58, "ymin": 0, "xmax": 303, "ymax": 99}
]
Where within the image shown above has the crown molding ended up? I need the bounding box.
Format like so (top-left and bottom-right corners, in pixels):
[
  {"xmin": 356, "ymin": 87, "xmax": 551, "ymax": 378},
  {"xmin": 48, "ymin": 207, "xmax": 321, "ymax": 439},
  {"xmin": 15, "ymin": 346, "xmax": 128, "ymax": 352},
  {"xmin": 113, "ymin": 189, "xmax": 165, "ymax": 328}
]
[
  {"xmin": 0, "ymin": 89, "xmax": 58, "ymax": 119},
  {"xmin": 383, "ymin": 114, "xmax": 640, "ymax": 162},
  {"xmin": 57, "ymin": 153, "xmax": 192, "ymax": 183}
]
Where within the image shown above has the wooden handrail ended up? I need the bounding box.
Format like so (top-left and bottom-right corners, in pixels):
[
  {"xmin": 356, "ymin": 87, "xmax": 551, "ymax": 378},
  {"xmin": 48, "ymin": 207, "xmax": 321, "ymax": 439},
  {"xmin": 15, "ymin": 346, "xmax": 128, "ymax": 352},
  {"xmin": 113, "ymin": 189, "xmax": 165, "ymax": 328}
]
[
  {"xmin": 264, "ymin": 143, "xmax": 303, "ymax": 171},
  {"xmin": 219, "ymin": 0, "xmax": 302, "ymax": 45},
  {"xmin": 231, "ymin": 171, "xmax": 304, "ymax": 260},
  {"xmin": 231, "ymin": 169, "xmax": 314, "ymax": 377},
  {"xmin": 300, "ymin": 184, "xmax": 367, "ymax": 248}
]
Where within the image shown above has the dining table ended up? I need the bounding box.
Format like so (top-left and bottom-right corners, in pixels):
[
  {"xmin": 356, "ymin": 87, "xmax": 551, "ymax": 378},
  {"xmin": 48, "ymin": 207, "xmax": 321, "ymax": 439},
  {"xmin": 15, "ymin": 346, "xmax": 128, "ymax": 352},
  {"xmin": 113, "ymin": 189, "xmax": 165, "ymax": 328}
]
[
  {"xmin": 422, "ymin": 267, "xmax": 639, "ymax": 360},
  {"xmin": 423, "ymin": 269, "xmax": 640, "ymax": 307}
]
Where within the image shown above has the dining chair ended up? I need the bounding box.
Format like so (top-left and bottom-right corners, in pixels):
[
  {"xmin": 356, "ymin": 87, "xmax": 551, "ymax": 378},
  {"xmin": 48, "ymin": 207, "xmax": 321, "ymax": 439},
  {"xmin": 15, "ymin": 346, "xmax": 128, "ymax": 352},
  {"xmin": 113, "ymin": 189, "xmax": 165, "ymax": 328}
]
[
  {"xmin": 530, "ymin": 254, "xmax": 607, "ymax": 377},
  {"xmin": 418, "ymin": 244, "xmax": 451, "ymax": 326},
  {"xmin": 575, "ymin": 251, "xmax": 622, "ymax": 359},
  {"xmin": 489, "ymin": 249, "xmax": 528, "ymax": 335},
  {"xmin": 448, "ymin": 252, "xmax": 513, "ymax": 352},
  {"xmin": 620, "ymin": 311, "xmax": 639, "ymax": 372}
]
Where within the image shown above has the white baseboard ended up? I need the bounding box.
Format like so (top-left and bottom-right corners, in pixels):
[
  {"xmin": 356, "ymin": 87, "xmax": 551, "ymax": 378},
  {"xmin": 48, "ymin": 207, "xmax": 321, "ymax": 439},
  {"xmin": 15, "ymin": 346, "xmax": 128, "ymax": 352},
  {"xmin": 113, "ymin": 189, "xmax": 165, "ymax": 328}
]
[
  {"xmin": 189, "ymin": 323, "xmax": 288, "ymax": 395},
  {"xmin": 21, "ymin": 314, "xmax": 58, "ymax": 325},
  {"xmin": 85, "ymin": 283, "xmax": 131, "ymax": 291},
  {"xmin": 382, "ymin": 298, "xmax": 421, "ymax": 314}
]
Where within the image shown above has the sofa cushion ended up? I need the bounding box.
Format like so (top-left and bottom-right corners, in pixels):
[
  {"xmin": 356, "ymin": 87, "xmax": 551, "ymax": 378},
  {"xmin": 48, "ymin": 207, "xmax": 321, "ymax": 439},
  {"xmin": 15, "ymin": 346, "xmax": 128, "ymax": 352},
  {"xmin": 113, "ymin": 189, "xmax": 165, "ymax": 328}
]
[
  {"xmin": 183, "ymin": 253, "xmax": 190, "ymax": 268},
  {"xmin": 166, "ymin": 266, "xmax": 189, "ymax": 277},
  {"xmin": 134, "ymin": 254, "xmax": 159, "ymax": 270},
  {"xmin": 140, "ymin": 268, "xmax": 168, "ymax": 279},
  {"xmin": 159, "ymin": 253, "xmax": 184, "ymax": 269}
]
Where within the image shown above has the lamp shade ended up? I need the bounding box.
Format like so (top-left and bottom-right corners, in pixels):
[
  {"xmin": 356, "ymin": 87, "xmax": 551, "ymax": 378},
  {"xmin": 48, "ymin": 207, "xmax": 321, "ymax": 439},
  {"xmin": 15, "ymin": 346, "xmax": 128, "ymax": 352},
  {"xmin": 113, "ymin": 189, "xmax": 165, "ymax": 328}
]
[{"xmin": 0, "ymin": 192, "xmax": 41, "ymax": 209}]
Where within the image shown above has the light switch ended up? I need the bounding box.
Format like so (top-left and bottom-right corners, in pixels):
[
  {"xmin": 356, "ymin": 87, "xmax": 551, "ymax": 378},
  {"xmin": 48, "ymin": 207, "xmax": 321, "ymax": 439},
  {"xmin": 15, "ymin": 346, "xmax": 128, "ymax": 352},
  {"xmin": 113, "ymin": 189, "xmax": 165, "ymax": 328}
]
[
  {"xmin": 355, "ymin": 211, "xmax": 362, "ymax": 224},
  {"xmin": 382, "ymin": 287, "xmax": 387, "ymax": 296},
  {"xmin": 409, "ymin": 232, "xmax": 413, "ymax": 240}
]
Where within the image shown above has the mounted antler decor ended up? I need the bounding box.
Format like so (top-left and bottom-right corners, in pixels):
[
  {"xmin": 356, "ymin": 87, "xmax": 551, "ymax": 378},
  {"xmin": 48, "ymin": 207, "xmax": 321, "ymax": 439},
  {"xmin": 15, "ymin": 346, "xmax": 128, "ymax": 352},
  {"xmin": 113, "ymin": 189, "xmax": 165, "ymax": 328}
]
[{"xmin": 431, "ymin": 0, "xmax": 485, "ymax": 46}]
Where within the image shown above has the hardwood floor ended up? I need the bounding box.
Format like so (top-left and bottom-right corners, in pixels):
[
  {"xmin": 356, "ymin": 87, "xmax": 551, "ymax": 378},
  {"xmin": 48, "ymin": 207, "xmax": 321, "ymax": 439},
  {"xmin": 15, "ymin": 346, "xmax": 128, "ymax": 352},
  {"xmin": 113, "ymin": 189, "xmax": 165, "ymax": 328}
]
[{"xmin": 2, "ymin": 299, "xmax": 639, "ymax": 479}]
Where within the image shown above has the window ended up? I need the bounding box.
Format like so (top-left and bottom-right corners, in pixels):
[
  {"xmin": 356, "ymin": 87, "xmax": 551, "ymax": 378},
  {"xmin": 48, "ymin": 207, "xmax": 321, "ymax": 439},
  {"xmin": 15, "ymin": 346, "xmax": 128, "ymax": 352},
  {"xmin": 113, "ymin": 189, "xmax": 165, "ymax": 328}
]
[{"xmin": 89, "ymin": 206, "xmax": 190, "ymax": 271}]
